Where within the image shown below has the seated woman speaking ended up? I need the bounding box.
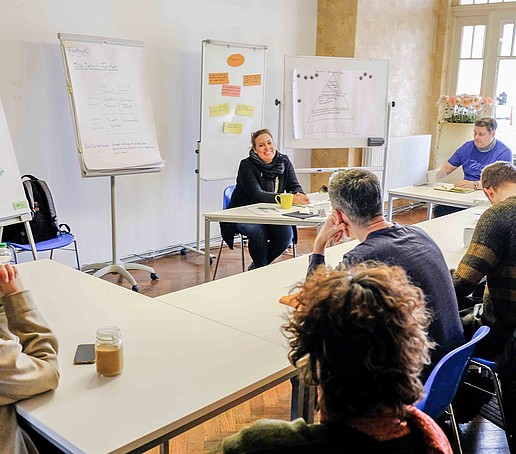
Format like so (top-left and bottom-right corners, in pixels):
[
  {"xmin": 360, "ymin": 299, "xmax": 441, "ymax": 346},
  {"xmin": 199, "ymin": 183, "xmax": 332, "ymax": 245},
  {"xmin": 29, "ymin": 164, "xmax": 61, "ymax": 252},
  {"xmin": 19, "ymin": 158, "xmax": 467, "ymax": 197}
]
[{"xmin": 221, "ymin": 129, "xmax": 309, "ymax": 269}]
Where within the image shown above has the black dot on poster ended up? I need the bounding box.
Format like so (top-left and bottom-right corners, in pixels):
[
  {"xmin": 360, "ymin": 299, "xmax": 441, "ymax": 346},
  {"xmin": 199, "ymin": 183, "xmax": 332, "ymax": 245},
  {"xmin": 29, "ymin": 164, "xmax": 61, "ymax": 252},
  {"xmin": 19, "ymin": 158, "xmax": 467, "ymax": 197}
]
[
  {"xmin": 310, "ymin": 75, "xmax": 314, "ymax": 79},
  {"xmin": 363, "ymin": 72, "xmax": 367, "ymax": 76},
  {"xmin": 297, "ymin": 74, "xmax": 301, "ymax": 78},
  {"xmin": 304, "ymin": 75, "xmax": 308, "ymax": 80},
  {"xmin": 315, "ymin": 73, "xmax": 319, "ymax": 77},
  {"xmin": 369, "ymin": 74, "xmax": 373, "ymax": 79},
  {"xmin": 359, "ymin": 76, "xmax": 363, "ymax": 80}
]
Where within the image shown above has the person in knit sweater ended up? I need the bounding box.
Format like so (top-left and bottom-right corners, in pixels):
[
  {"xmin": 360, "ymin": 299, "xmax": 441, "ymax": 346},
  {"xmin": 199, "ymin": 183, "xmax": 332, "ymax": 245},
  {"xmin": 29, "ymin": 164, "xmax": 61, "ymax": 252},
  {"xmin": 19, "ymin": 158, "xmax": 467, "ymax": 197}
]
[
  {"xmin": 452, "ymin": 160, "xmax": 516, "ymax": 448},
  {"xmin": 213, "ymin": 263, "xmax": 452, "ymax": 454},
  {"xmin": 0, "ymin": 263, "xmax": 59, "ymax": 454}
]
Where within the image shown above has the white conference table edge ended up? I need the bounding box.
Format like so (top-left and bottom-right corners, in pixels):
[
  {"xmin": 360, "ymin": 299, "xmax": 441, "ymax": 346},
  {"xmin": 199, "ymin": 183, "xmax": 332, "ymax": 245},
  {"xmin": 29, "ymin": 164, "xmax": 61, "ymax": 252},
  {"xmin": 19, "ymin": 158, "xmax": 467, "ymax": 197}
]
[
  {"xmin": 203, "ymin": 201, "xmax": 328, "ymax": 281},
  {"xmin": 13, "ymin": 259, "xmax": 298, "ymax": 454},
  {"xmin": 386, "ymin": 184, "xmax": 486, "ymax": 222}
]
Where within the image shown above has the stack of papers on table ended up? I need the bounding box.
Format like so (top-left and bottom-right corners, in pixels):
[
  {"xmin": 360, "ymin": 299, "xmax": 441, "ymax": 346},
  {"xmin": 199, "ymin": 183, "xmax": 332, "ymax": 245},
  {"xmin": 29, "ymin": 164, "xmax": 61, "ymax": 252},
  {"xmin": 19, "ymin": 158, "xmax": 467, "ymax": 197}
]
[
  {"xmin": 245, "ymin": 204, "xmax": 283, "ymax": 215},
  {"xmin": 433, "ymin": 184, "xmax": 474, "ymax": 194}
]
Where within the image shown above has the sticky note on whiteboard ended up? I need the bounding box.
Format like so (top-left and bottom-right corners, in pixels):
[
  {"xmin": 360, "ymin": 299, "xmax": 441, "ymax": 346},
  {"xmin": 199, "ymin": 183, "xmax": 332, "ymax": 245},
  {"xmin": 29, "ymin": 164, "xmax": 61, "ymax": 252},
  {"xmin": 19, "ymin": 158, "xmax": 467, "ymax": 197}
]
[
  {"xmin": 223, "ymin": 122, "xmax": 243, "ymax": 134},
  {"xmin": 209, "ymin": 103, "xmax": 230, "ymax": 117},
  {"xmin": 235, "ymin": 104, "xmax": 254, "ymax": 117},
  {"xmin": 221, "ymin": 84, "xmax": 241, "ymax": 97},
  {"xmin": 13, "ymin": 200, "xmax": 28, "ymax": 210},
  {"xmin": 243, "ymin": 74, "xmax": 261, "ymax": 86},
  {"xmin": 209, "ymin": 73, "xmax": 229, "ymax": 85}
]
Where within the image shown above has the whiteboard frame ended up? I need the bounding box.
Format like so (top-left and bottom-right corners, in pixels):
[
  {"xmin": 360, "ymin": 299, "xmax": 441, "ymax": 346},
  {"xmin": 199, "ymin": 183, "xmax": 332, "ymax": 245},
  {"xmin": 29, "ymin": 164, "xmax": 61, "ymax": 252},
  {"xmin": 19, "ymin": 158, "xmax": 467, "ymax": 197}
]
[
  {"xmin": 57, "ymin": 33, "xmax": 162, "ymax": 178},
  {"xmin": 283, "ymin": 55, "xmax": 389, "ymax": 149},
  {"xmin": 199, "ymin": 39, "xmax": 267, "ymax": 181}
]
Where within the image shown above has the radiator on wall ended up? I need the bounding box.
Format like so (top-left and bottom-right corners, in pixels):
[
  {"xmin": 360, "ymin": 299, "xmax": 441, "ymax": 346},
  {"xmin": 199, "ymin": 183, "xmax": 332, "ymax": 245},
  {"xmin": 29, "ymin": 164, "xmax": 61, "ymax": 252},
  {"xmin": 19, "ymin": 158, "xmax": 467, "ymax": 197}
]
[{"xmin": 362, "ymin": 135, "xmax": 431, "ymax": 200}]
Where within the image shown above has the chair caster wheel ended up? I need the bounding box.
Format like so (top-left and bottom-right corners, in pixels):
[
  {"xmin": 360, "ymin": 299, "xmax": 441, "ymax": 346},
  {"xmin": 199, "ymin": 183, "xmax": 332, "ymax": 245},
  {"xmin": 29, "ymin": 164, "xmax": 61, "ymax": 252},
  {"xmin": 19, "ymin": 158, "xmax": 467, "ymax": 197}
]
[
  {"xmin": 180, "ymin": 248, "xmax": 188, "ymax": 256},
  {"xmin": 210, "ymin": 255, "xmax": 215, "ymax": 265},
  {"xmin": 150, "ymin": 272, "xmax": 159, "ymax": 280},
  {"xmin": 132, "ymin": 285, "xmax": 140, "ymax": 292}
]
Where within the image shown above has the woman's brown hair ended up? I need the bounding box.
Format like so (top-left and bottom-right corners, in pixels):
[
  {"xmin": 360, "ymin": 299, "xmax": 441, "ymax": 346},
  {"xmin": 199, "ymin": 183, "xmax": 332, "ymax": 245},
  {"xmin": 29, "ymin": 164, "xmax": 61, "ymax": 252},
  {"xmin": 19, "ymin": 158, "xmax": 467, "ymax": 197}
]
[{"xmin": 283, "ymin": 262, "xmax": 434, "ymax": 420}]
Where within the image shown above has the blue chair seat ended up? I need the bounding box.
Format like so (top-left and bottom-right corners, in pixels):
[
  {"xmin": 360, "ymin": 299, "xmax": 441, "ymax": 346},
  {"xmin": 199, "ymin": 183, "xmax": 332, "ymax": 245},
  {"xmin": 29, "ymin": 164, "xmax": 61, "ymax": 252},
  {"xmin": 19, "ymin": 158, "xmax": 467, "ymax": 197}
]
[
  {"xmin": 416, "ymin": 325, "xmax": 490, "ymax": 454},
  {"xmin": 8, "ymin": 233, "xmax": 80, "ymax": 269}
]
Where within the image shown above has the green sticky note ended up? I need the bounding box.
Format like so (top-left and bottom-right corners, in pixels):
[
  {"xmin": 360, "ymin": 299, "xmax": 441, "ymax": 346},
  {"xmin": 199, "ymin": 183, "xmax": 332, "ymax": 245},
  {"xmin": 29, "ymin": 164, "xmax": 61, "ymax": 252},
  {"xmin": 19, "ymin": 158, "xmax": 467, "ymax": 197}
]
[{"xmin": 13, "ymin": 200, "xmax": 28, "ymax": 210}]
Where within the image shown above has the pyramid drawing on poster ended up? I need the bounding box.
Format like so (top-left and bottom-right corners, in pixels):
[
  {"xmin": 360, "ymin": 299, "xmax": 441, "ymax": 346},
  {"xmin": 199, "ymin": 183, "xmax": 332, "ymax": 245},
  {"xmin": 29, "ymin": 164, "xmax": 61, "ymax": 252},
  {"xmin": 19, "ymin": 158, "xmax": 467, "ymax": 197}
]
[{"xmin": 305, "ymin": 73, "xmax": 359, "ymax": 135}]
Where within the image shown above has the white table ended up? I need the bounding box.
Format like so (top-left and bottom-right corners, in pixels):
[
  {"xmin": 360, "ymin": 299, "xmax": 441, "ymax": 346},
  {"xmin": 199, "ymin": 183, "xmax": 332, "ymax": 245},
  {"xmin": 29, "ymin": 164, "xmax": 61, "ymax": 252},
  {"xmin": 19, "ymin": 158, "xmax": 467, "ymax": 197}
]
[
  {"xmin": 203, "ymin": 201, "xmax": 328, "ymax": 281},
  {"xmin": 15, "ymin": 260, "xmax": 295, "ymax": 454},
  {"xmin": 386, "ymin": 184, "xmax": 487, "ymax": 221}
]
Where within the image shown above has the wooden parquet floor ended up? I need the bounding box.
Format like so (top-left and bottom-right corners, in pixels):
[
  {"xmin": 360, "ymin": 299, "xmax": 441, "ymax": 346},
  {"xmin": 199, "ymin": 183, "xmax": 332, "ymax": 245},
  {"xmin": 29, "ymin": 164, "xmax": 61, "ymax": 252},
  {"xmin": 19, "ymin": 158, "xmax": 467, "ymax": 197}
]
[{"xmin": 100, "ymin": 206, "xmax": 509, "ymax": 453}]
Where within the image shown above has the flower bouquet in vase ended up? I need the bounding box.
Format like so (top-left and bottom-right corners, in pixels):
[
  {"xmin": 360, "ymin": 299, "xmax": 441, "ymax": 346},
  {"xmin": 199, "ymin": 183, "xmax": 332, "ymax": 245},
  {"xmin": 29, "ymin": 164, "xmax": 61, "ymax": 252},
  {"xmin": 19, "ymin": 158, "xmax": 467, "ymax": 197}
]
[{"xmin": 438, "ymin": 94, "xmax": 494, "ymax": 124}]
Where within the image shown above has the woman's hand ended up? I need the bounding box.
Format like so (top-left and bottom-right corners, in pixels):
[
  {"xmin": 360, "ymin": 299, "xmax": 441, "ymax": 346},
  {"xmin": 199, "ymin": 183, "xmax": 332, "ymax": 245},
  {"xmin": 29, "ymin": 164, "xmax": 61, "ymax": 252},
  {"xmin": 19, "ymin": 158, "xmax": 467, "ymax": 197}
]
[
  {"xmin": 0, "ymin": 264, "xmax": 20, "ymax": 298},
  {"xmin": 293, "ymin": 192, "xmax": 310, "ymax": 205}
]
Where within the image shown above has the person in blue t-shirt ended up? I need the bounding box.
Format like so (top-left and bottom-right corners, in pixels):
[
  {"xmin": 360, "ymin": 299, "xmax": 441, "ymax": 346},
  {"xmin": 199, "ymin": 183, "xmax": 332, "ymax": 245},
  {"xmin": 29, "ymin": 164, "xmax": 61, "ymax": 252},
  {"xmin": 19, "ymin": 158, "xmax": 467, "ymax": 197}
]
[{"xmin": 433, "ymin": 117, "xmax": 512, "ymax": 217}]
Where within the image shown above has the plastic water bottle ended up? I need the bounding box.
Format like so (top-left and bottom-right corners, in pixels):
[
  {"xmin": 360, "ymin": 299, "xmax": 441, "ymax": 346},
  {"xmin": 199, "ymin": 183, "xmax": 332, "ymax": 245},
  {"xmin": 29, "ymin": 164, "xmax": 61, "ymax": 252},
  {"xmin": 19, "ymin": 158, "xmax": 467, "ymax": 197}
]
[{"xmin": 0, "ymin": 243, "xmax": 12, "ymax": 265}]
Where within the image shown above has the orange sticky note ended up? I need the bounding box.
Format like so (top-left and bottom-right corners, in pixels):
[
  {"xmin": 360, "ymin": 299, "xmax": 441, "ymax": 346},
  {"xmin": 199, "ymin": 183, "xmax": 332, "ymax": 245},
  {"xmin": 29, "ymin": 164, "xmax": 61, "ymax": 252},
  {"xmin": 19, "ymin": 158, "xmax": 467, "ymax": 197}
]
[
  {"xmin": 209, "ymin": 72, "xmax": 229, "ymax": 85},
  {"xmin": 227, "ymin": 54, "xmax": 245, "ymax": 67},
  {"xmin": 243, "ymin": 74, "xmax": 262, "ymax": 86},
  {"xmin": 221, "ymin": 84, "xmax": 241, "ymax": 97}
]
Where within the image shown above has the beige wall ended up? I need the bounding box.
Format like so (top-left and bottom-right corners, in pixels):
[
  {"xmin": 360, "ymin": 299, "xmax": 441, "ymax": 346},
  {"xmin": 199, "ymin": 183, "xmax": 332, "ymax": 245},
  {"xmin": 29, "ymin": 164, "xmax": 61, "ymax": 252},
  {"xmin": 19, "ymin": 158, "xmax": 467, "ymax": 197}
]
[
  {"xmin": 355, "ymin": 0, "xmax": 437, "ymax": 136},
  {"xmin": 313, "ymin": 0, "xmax": 451, "ymax": 189}
]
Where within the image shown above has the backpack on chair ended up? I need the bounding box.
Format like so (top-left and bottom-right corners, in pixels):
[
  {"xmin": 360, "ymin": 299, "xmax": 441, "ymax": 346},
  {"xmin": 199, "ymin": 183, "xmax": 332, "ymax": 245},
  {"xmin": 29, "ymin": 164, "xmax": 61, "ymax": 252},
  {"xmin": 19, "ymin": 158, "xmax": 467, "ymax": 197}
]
[{"xmin": 2, "ymin": 174, "xmax": 67, "ymax": 244}]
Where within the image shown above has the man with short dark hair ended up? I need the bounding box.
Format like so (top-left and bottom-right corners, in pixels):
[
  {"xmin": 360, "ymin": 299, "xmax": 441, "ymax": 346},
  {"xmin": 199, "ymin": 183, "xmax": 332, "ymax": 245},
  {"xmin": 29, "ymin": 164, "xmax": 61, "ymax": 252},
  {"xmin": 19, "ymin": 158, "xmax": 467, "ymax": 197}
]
[
  {"xmin": 452, "ymin": 160, "xmax": 516, "ymax": 448},
  {"xmin": 309, "ymin": 169, "xmax": 464, "ymax": 376},
  {"xmin": 433, "ymin": 117, "xmax": 512, "ymax": 217},
  {"xmin": 454, "ymin": 161, "xmax": 516, "ymax": 354}
]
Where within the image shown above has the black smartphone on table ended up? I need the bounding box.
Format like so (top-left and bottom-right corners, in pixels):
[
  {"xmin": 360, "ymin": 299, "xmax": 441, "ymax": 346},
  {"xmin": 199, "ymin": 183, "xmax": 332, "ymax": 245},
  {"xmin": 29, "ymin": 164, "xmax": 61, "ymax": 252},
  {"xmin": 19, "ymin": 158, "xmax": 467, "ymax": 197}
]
[{"xmin": 73, "ymin": 344, "xmax": 95, "ymax": 364}]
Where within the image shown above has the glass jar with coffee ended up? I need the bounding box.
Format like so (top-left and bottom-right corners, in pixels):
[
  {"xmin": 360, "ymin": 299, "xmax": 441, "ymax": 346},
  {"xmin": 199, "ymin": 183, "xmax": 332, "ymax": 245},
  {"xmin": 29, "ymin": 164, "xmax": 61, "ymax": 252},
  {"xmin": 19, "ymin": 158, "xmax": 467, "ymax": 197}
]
[{"xmin": 95, "ymin": 326, "xmax": 123, "ymax": 376}]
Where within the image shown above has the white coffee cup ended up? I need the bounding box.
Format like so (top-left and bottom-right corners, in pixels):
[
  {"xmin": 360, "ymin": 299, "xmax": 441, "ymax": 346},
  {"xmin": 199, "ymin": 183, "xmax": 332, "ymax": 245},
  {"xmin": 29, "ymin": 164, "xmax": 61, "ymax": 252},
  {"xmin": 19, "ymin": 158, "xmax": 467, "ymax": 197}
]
[
  {"xmin": 427, "ymin": 170, "xmax": 438, "ymax": 185},
  {"xmin": 463, "ymin": 226, "xmax": 475, "ymax": 248}
]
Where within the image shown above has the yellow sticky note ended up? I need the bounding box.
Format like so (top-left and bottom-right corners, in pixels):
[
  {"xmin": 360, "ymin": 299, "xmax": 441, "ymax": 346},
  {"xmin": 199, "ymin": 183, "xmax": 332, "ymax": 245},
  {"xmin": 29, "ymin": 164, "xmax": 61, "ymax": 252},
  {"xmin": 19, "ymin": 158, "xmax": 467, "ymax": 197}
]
[
  {"xmin": 235, "ymin": 104, "xmax": 254, "ymax": 117},
  {"xmin": 223, "ymin": 122, "xmax": 243, "ymax": 134},
  {"xmin": 209, "ymin": 103, "xmax": 230, "ymax": 117}
]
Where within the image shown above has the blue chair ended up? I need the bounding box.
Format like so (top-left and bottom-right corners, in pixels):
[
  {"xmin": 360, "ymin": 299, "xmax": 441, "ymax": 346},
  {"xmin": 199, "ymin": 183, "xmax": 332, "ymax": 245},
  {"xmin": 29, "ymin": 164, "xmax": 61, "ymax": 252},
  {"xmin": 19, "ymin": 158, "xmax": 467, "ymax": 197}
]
[
  {"xmin": 212, "ymin": 185, "xmax": 246, "ymax": 280},
  {"xmin": 416, "ymin": 325, "xmax": 491, "ymax": 454},
  {"xmin": 8, "ymin": 231, "xmax": 80, "ymax": 270}
]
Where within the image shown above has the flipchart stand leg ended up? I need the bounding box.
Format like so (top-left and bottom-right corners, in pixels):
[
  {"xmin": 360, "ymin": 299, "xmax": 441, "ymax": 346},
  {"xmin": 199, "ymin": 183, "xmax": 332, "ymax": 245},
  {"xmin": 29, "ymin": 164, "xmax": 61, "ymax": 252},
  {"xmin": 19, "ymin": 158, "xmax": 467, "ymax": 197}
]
[{"xmin": 82, "ymin": 176, "xmax": 158, "ymax": 292}]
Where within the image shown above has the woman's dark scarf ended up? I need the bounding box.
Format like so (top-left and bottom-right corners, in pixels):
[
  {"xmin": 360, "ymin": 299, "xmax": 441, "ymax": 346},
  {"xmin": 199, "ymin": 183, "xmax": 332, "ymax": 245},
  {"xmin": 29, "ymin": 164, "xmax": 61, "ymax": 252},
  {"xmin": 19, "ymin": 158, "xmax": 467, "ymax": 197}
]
[{"xmin": 249, "ymin": 149, "xmax": 286, "ymax": 192}]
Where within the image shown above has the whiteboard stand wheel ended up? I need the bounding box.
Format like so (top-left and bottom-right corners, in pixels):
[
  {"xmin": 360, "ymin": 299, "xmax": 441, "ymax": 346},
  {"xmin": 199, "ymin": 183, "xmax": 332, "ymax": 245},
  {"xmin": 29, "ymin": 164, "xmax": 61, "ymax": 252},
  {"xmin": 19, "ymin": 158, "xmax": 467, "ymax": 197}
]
[
  {"xmin": 180, "ymin": 248, "xmax": 188, "ymax": 256},
  {"xmin": 150, "ymin": 272, "xmax": 159, "ymax": 280},
  {"xmin": 131, "ymin": 284, "xmax": 140, "ymax": 292},
  {"xmin": 210, "ymin": 255, "xmax": 216, "ymax": 266}
]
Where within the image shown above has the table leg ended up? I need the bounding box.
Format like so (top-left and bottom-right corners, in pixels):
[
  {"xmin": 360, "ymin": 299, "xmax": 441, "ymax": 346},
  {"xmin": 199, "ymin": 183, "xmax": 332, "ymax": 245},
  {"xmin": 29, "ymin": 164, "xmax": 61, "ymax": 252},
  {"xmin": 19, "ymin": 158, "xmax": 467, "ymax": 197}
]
[
  {"xmin": 426, "ymin": 202, "xmax": 434, "ymax": 220},
  {"xmin": 204, "ymin": 218, "xmax": 211, "ymax": 282}
]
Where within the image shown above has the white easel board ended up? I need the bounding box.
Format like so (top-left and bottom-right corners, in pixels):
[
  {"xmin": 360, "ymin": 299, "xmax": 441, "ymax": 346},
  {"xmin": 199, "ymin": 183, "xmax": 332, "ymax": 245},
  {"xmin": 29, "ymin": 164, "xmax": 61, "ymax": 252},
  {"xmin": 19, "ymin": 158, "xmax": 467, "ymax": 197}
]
[
  {"xmin": 283, "ymin": 56, "xmax": 389, "ymax": 149},
  {"xmin": 58, "ymin": 33, "xmax": 164, "ymax": 177},
  {"xmin": 0, "ymin": 97, "xmax": 31, "ymax": 228},
  {"xmin": 199, "ymin": 39, "xmax": 267, "ymax": 181}
]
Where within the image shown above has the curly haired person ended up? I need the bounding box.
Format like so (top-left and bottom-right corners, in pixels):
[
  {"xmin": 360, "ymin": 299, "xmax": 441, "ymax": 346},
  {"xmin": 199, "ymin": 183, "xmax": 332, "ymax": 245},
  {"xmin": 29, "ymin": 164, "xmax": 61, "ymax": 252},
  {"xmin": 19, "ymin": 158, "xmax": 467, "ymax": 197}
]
[{"xmin": 213, "ymin": 263, "xmax": 452, "ymax": 453}]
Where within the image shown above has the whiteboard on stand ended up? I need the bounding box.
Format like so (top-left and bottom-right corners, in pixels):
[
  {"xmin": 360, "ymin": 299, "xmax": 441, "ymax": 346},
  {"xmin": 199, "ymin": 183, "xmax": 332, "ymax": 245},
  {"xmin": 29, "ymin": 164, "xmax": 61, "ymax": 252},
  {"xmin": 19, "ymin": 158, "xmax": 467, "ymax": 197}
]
[
  {"xmin": 283, "ymin": 56, "xmax": 389, "ymax": 149},
  {"xmin": 199, "ymin": 39, "xmax": 267, "ymax": 181},
  {"xmin": 0, "ymin": 97, "xmax": 31, "ymax": 230}
]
